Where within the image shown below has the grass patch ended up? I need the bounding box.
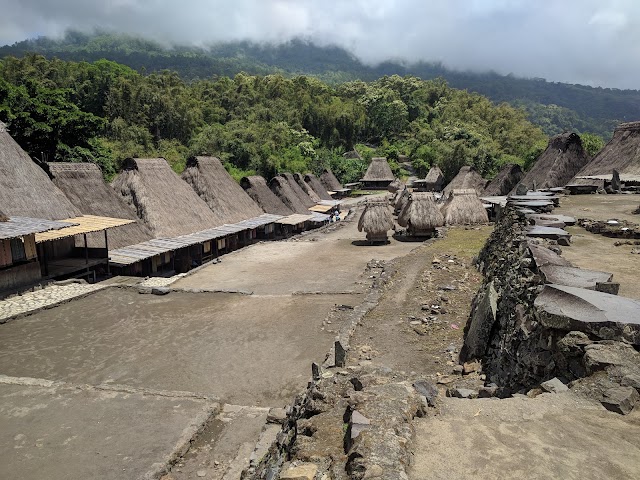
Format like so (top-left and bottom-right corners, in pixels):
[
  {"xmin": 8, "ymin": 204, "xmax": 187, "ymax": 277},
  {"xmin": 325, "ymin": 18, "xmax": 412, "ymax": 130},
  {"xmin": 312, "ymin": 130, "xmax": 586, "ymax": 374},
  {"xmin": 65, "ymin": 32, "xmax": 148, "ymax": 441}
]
[{"xmin": 430, "ymin": 225, "xmax": 493, "ymax": 259}]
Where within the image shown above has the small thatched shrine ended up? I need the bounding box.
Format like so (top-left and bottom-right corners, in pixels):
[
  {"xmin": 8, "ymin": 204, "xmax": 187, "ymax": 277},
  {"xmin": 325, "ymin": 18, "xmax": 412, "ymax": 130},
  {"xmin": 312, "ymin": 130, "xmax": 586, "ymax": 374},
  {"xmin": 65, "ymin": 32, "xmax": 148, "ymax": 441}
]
[
  {"xmin": 424, "ymin": 165, "xmax": 445, "ymax": 192},
  {"xmin": 293, "ymin": 173, "xmax": 321, "ymax": 203},
  {"xmin": 0, "ymin": 121, "xmax": 80, "ymax": 220},
  {"xmin": 483, "ymin": 163, "xmax": 524, "ymax": 196},
  {"xmin": 240, "ymin": 176, "xmax": 294, "ymax": 216},
  {"xmin": 441, "ymin": 189, "xmax": 489, "ymax": 225},
  {"xmin": 361, "ymin": 157, "xmax": 395, "ymax": 189},
  {"xmin": 513, "ymin": 132, "xmax": 590, "ymax": 193},
  {"xmin": 358, "ymin": 201, "xmax": 394, "ymax": 243},
  {"xmin": 304, "ymin": 173, "xmax": 334, "ymax": 201},
  {"xmin": 398, "ymin": 192, "xmax": 444, "ymax": 236},
  {"xmin": 443, "ymin": 166, "xmax": 488, "ymax": 197},
  {"xmin": 111, "ymin": 158, "xmax": 220, "ymax": 238},
  {"xmin": 269, "ymin": 175, "xmax": 313, "ymax": 214},
  {"xmin": 387, "ymin": 178, "xmax": 404, "ymax": 193},
  {"xmin": 182, "ymin": 156, "xmax": 264, "ymax": 225}
]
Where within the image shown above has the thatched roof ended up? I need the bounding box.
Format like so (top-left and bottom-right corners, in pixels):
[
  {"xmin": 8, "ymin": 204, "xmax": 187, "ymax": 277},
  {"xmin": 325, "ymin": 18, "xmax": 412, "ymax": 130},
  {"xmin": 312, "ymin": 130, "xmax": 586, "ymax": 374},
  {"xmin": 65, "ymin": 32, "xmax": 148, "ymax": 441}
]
[
  {"xmin": 443, "ymin": 166, "xmax": 488, "ymax": 197},
  {"xmin": 394, "ymin": 187, "xmax": 410, "ymax": 213},
  {"xmin": 49, "ymin": 162, "xmax": 153, "ymax": 249},
  {"xmin": 182, "ymin": 156, "xmax": 264, "ymax": 225},
  {"xmin": 0, "ymin": 122, "xmax": 80, "ymax": 220},
  {"xmin": 514, "ymin": 133, "xmax": 590, "ymax": 192},
  {"xmin": 303, "ymin": 173, "xmax": 334, "ymax": 201},
  {"xmin": 574, "ymin": 122, "xmax": 640, "ymax": 178},
  {"xmin": 240, "ymin": 176, "xmax": 294, "ymax": 216},
  {"xmin": 387, "ymin": 178, "xmax": 404, "ymax": 193},
  {"xmin": 279, "ymin": 173, "xmax": 315, "ymax": 208},
  {"xmin": 398, "ymin": 192, "xmax": 445, "ymax": 230},
  {"xmin": 269, "ymin": 175, "xmax": 312, "ymax": 214},
  {"xmin": 441, "ymin": 189, "xmax": 489, "ymax": 225},
  {"xmin": 361, "ymin": 157, "xmax": 395, "ymax": 182},
  {"xmin": 358, "ymin": 201, "xmax": 394, "ymax": 234},
  {"xmin": 425, "ymin": 166, "xmax": 445, "ymax": 191},
  {"xmin": 293, "ymin": 173, "xmax": 321, "ymax": 203},
  {"xmin": 0, "ymin": 209, "xmax": 8, "ymax": 222},
  {"xmin": 111, "ymin": 158, "xmax": 220, "ymax": 238},
  {"xmin": 320, "ymin": 168, "xmax": 343, "ymax": 191},
  {"xmin": 483, "ymin": 163, "xmax": 524, "ymax": 196}
]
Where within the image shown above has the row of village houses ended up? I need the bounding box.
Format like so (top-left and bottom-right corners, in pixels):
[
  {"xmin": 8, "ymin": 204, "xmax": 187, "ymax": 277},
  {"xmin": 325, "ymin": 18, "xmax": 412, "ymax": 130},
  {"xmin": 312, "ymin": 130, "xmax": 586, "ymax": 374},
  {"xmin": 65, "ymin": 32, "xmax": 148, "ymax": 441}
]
[{"xmin": 0, "ymin": 121, "xmax": 402, "ymax": 296}]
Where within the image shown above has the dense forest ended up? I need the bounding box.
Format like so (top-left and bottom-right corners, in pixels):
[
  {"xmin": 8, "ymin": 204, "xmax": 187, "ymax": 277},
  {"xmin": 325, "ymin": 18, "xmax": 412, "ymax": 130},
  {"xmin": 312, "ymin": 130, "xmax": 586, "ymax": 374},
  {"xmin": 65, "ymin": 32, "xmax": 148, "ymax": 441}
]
[
  {"xmin": 0, "ymin": 52, "xmax": 551, "ymax": 185},
  {"xmin": 2, "ymin": 31, "xmax": 639, "ymax": 138}
]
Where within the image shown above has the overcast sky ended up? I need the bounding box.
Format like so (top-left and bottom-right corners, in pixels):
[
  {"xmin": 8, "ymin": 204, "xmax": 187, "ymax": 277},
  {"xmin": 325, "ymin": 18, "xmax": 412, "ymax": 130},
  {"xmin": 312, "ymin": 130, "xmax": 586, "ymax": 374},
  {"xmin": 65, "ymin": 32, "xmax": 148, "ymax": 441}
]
[{"xmin": 1, "ymin": 0, "xmax": 639, "ymax": 89}]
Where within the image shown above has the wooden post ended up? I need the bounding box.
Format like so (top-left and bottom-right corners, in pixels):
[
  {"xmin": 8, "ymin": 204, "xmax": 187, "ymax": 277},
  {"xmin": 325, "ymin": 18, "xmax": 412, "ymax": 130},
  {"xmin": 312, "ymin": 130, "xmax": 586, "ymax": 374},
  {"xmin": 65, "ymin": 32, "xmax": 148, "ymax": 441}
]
[
  {"xmin": 84, "ymin": 233, "xmax": 89, "ymax": 278},
  {"xmin": 104, "ymin": 230, "xmax": 110, "ymax": 276}
]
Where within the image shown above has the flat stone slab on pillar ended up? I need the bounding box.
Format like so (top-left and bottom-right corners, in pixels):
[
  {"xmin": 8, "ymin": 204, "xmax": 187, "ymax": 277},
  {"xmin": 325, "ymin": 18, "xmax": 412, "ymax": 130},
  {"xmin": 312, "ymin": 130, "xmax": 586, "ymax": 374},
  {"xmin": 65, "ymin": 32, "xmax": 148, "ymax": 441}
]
[
  {"xmin": 526, "ymin": 214, "xmax": 577, "ymax": 226},
  {"xmin": 535, "ymin": 284, "xmax": 640, "ymax": 345},
  {"xmin": 539, "ymin": 265, "xmax": 613, "ymax": 290},
  {"xmin": 526, "ymin": 226, "xmax": 571, "ymax": 241},
  {"xmin": 528, "ymin": 243, "xmax": 572, "ymax": 268}
]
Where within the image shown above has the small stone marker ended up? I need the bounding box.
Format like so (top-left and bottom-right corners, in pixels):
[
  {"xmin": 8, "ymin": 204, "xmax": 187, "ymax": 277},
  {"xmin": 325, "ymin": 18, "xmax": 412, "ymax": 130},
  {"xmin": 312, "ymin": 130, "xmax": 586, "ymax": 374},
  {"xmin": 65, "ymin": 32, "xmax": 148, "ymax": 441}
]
[
  {"xmin": 311, "ymin": 362, "xmax": 321, "ymax": 381},
  {"xmin": 350, "ymin": 410, "xmax": 371, "ymax": 440},
  {"xmin": 413, "ymin": 379, "xmax": 439, "ymax": 407},
  {"xmin": 335, "ymin": 340, "xmax": 347, "ymax": 367}
]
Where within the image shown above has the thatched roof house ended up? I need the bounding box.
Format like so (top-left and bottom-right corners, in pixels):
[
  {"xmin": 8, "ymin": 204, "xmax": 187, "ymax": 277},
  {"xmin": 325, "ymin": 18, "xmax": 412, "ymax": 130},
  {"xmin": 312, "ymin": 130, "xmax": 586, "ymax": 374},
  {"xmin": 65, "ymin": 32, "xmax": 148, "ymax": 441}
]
[
  {"xmin": 279, "ymin": 173, "xmax": 316, "ymax": 208},
  {"xmin": 320, "ymin": 168, "xmax": 343, "ymax": 191},
  {"xmin": 424, "ymin": 165, "xmax": 445, "ymax": 192},
  {"xmin": 182, "ymin": 156, "xmax": 264, "ymax": 225},
  {"xmin": 358, "ymin": 201, "xmax": 394, "ymax": 242},
  {"xmin": 240, "ymin": 176, "xmax": 294, "ymax": 216},
  {"xmin": 514, "ymin": 133, "xmax": 590, "ymax": 192},
  {"xmin": 443, "ymin": 166, "xmax": 488, "ymax": 197},
  {"xmin": 269, "ymin": 176, "xmax": 312, "ymax": 214},
  {"xmin": 111, "ymin": 158, "xmax": 220, "ymax": 238},
  {"xmin": 398, "ymin": 192, "xmax": 444, "ymax": 234},
  {"xmin": 0, "ymin": 122, "xmax": 79, "ymax": 220},
  {"xmin": 483, "ymin": 163, "xmax": 524, "ymax": 196},
  {"xmin": 293, "ymin": 173, "xmax": 321, "ymax": 203},
  {"xmin": 441, "ymin": 189, "xmax": 489, "ymax": 225},
  {"xmin": 573, "ymin": 122, "xmax": 640, "ymax": 182},
  {"xmin": 303, "ymin": 173, "xmax": 334, "ymax": 201},
  {"xmin": 361, "ymin": 157, "xmax": 395, "ymax": 189},
  {"xmin": 48, "ymin": 162, "xmax": 153, "ymax": 249}
]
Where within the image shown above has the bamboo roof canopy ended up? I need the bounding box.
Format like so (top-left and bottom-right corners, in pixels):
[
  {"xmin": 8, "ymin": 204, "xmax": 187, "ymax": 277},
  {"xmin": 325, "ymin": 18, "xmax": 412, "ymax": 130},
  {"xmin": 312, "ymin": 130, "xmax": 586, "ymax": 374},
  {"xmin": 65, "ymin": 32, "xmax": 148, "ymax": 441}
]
[
  {"xmin": 35, "ymin": 215, "xmax": 134, "ymax": 243},
  {"xmin": 0, "ymin": 216, "xmax": 77, "ymax": 240}
]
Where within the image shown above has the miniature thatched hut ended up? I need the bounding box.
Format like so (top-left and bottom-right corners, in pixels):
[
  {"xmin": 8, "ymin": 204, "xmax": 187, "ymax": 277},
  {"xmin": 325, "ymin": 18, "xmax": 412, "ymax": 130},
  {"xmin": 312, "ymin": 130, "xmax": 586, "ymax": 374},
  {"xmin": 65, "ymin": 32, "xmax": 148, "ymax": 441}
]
[
  {"xmin": 182, "ymin": 156, "xmax": 264, "ymax": 225},
  {"xmin": 361, "ymin": 157, "xmax": 395, "ymax": 189},
  {"xmin": 513, "ymin": 133, "xmax": 590, "ymax": 193},
  {"xmin": 111, "ymin": 158, "xmax": 220, "ymax": 238},
  {"xmin": 441, "ymin": 189, "xmax": 489, "ymax": 225},
  {"xmin": 49, "ymin": 162, "xmax": 153, "ymax": 249},
  {"xmin": 304, "ymin": 173, "xmax": 334, "ymax": 201},
  {"xmin": 387, "ymin": 178, "xmax": 404, "ymax": 193},
  {"xmin": 293, "ymin": 173, "xmax": 321, "ymax": 203},
  {"xmin": 424, "ymin": 166, "xmax": 445, "ymax": 192},
  {"xmin": 483, "ymin": 163, "xmax": 524, "ymax": 196},
  {"xmin": 398, "ymin": 192, "xmax": 444, "ymax": 236},
  {"xmin": 269, "ymin": 176, "xmax": 313, "ymax": 214},
  {"xmin": 240, "ymin": 176, "xmax": 294, "ymax": 216},
  {"xmin": 358, "ymin": 201, "xmax": 394, "ymax": 243},
  {"xmin": 443, "ymin": 166, "xmax": 488, "ymax": 197},
  {"xmin": 0, "ymin": 121, "xmax": 79, "ymax": 220}
]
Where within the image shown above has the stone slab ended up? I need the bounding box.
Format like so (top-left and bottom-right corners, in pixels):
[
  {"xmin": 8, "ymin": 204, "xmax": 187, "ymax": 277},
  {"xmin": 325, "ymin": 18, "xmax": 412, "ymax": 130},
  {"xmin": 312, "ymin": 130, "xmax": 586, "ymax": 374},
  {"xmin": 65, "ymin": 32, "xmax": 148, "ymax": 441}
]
[
  {"xmin": 526, "ymin": 214, "xmax": 576, "ymax": 226},
  {"xmin": 539, "ymin": 265, "xmax": 613, "ymax": 289},
  {"xmin": 535, "ymin": 284, "xmax": 640, "ymax": 344},
  {"xmin": 528, "ymin": 243, "xmax": 573, "ymax": 268},
  {"xmin": 526, "ymin": 226, "xmax": 571, "ymax": 240}
]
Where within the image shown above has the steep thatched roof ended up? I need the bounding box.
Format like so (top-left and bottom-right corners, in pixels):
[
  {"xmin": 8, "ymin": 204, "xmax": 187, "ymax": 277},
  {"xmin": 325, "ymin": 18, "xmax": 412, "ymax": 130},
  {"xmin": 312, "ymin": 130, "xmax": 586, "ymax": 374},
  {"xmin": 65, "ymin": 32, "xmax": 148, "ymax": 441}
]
[
  {"xmin": 483, "ymin": 163, "xmax": 524, "ymax": 196},
  {"xmin": 514, "ymin": 133, "xmax": 590, "ymax": 192},
  {"xmin": 111, "ymin": 158, "xmax": 220, "ymax": 238},
  {"xmin": 441, "ymin": 189, "xmax": 489, "ymax": 225},
  {"xmin": 361, "ymin": 157, "xmax": 395, "ymax": 182},
  {"xmin": 303, "ymin": 173, "xmax": 334, "ymax": 201},
  {"xmin": 240, "ymin": 176, "xmax": 294, "ymax": 216},
  {"xmin": 182, "ymin": 156, "xmax": 264, "ymax": 225},
  {"xmin": 387, "ymin": 178, "xmax": 404, "ymax": 193},
  {"xmin": 269, "ymin": 175, "xmax": 312, "ymax": 214},
  {"xmin": 394, "ymin": 187, "xmax": 410, "ymax": 213},
  {"xmin": 0, "ymin": 122, "xmax": 80, "ymax": 220},
  {"xmin": 279, "ymin": 173, "xmax": 315, "ymax": 208},
  {"xmin": 293, "ymin": 173, "xmax": 321, "ymax": 203},
  {"xmin": 398, "ymin": 192, "xmax": 445, "ymax": 230},
  {"xmin": 320, "ymin": 168, "xmax": 343, "ymax": 191},
  {"xmin": 358, "ymin": 201, "xmax": 394, "ymax": 234},
  {"xmin": 574, "ymin": 122, "xmax": 640, "ymax": 178},
  {"xmin": 425, "ymin": 166, "xmax": 445, "ymax": 191},
  {"xmin": 443, "ymin": 166, "xmax": 488, "ymax": 197},
  {"xmin": 49, "ymin": 162, "xmax": 153, "ymax": 249},
  {"xmin": 0, "ymin": 209, "xmax": 8, "ymax": 222}
]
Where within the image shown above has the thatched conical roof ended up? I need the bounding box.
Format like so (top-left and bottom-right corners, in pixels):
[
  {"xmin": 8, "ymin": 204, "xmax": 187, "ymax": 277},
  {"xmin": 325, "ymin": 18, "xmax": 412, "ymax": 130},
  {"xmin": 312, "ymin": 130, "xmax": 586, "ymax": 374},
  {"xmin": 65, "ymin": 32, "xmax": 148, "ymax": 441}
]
[
  {"xmin": 303, "ymin": 173, "xmax": 334, "ymax": 201},
  {"xmin": 182, "ymin": 156, "xmax": 264, "ymax": 225},
  {"xmin": 398, "ymin": 192, "xmax": 444, "ymax": 230},
  {"xmin": 483, "ymin": 163, "xmax": 524, "ymax": 196},
  {"xmin": 387, "ymin": 178, "xmax": 404, "ymax": 193},
  {"xmin": 514, "ymin": 133, "xmax": 590, "ymax": 192},
  {"xmin": 443, "ymin": 166, "xmax": 488, "ymax": 197},
  {"xmin": 320, "ymin": 168, "xmax": 343, "ymax": 191},
  {"xmin": 358, "ymin": 201, "xmax": 394, "ymax": 235},
  {"xmin": 0, "ymin": 121, "xmax": 80, "ymax": 220},
  {"xmin": 269, "ymin": 176, "xmax": 311, "ymax": 214},
  {"xmin": 293, "ymin": 173, "xmax": 321, "ymax": 203},
  {"xmin": 361, "ymin": 157, "xmax": 394, "ymax": 182},
  {"xmin": 240, "ymin": 176, "xmax": 294, "ymax": 216},
  {"xmin": 279, "ymin": 173, "xmax": 315, "ymax": 208},
  {"xmin": 574, "ymin": 122, "xmax": 640, "ymax": 178},
  {"xmin": 111, "ymin": 158, "xmax": 220, "ymax": 238},
  {"xmin": 424, "ymin": 165, "xmax": 445, "ymax": 191},
  {"xmin": 49, "ymin": 162, "xmax": 153, "ymax": 248},
  {"xmin": 441, "ymin": 189, "xmax": 489, "ymax": 225}
]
